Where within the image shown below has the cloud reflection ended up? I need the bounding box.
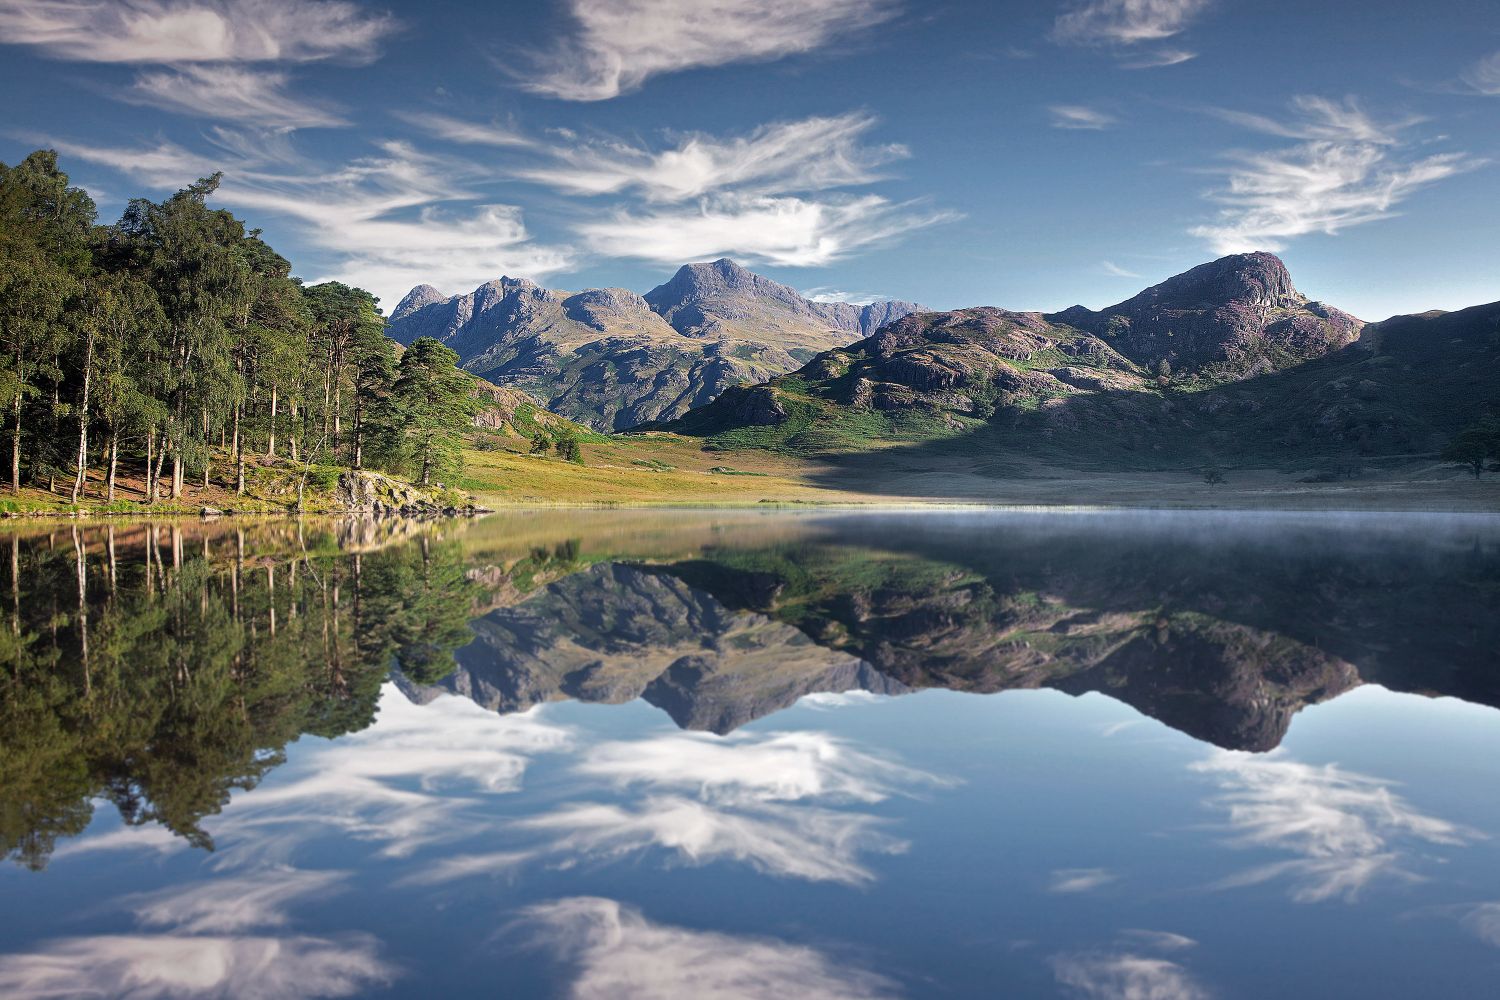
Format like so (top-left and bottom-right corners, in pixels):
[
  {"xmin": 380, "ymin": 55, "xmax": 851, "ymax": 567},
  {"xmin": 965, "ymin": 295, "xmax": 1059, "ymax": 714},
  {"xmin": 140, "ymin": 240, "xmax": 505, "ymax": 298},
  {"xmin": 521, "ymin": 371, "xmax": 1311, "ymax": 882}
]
[
  {"xmin": 517, "ymin": 897, "xmax": 898, "ymax": 999},
  {"xmin": 1192, "ymin": 751, "xmax": 1476, "ymax": 902},
  {"xmin": 0, "ymin": 933, "xmax": 395, "ymax": 1000}
]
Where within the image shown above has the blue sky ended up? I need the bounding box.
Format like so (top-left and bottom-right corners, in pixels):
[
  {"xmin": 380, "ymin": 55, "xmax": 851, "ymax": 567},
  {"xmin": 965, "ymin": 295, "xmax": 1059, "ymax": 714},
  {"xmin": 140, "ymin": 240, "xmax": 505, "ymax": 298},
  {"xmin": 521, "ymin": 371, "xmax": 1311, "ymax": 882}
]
[{"xmin": 1, "ymin": 0, "xmax": 1497, "ymax": 321}]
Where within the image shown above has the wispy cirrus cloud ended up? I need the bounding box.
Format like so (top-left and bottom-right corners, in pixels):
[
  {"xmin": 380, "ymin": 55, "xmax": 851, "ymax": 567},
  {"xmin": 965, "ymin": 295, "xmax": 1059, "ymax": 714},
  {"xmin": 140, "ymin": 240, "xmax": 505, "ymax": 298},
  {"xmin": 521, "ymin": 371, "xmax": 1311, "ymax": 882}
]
[
  {"xmin": 1052, "ymin": 0, "xmax": 1209, "ymax": 67},
  {"xmin": 577, "ymin": 192, "xmax": 955, "ymax": 268},
  {"xmin": 515, "ymin": 897, "xmax": 899, "ymax": 1000},
  {"xmin": 0, "ymin": 0, "xmax": 395, "ymax": 132},
  {"xmin": 510, "ymin": 113, "xmax": 907, "ymax": 202},
  {"xmin": 1460, "ymin": 50, "xmax": 1500, "ymax": 95},
  {"xmin": 1191, "ymin": 749, "xmax": 1478, "ymax": 902},
  {"xmin": 393, "ymin": 111, "xmax": 531, "ymax": 148},
  {"xmin": 520, "ymin": 0, "xmax": 900, "ymax": 101},
  {"xmin": 1050, "ymin": 868, "xmax": 1118, "ymax": 893},
  {"xmin": 1051, "ymin": 951, "xmax": 1210, "ymax": 1000},
  {"xmin": 1050, "ymin": 105, "xmax": 1117, "ymax": 130},
  {"xmin": 501, "ymin": 729, "xmax": 945, "ymax": 884},
  {"xmin": 125, "ymin": 65, "xmax": 348, "ymax": 129},
  {"xmin": 0, "ymin": 933, "xmax": 395, "ymax": 1000},
  {"xmin": 403, "ymin": 109, "xmax": 949, "ymax": 273},
  {"xmin": 50, "ymin": 136, "xmax": 575, "ymax": 309},
  {"xmin": 1189, "ymin": 96, "xmax": 1484, "ymax": 255},
  {"xmin": 0, "ymin": 0, "xmax": 396, "ymax": 63},
  {"xmin": 1101, "ymin": 260, "xmax": 1142, "ymax": 278}
]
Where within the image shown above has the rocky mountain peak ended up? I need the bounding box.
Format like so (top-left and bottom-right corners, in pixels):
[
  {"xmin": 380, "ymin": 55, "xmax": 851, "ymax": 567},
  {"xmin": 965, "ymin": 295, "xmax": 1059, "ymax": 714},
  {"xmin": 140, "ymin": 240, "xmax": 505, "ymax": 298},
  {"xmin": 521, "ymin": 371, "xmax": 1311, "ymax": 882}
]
[
  {"xmin": 391, "ymin": 283, "xmax": 448, "ymax": 322},
  {"xmin": 1117, "ymin": 252, "xmax": 1300, "ymax": 314}
]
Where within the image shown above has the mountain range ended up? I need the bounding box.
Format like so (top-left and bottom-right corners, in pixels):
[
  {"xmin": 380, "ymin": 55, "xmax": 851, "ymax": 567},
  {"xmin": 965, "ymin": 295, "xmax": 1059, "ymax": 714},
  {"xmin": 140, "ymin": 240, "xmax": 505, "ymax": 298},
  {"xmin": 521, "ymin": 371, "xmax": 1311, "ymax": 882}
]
[
  {"xmin": 663, "ymin": 253, "xmax": 1499, "ymax": 479},
  {"xmin": 387, "ymin": 258, "xmax": 923, "ymax": 431}
]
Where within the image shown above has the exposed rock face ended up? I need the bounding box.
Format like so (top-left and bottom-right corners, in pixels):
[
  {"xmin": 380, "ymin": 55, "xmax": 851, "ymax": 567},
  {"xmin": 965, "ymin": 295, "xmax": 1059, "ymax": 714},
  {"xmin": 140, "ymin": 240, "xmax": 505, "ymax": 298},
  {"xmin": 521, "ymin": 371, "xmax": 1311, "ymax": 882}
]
[
  {"xmin": 386, "ymin": 261, "xmax": 923, "ymax": 431},
  {"xmin": 1049, "ymin": 252, "xmax": 1363, "ymax": 377},
  {"xmin": 399, "ymin": 564, "xmax": 908, "ymax": 734}
]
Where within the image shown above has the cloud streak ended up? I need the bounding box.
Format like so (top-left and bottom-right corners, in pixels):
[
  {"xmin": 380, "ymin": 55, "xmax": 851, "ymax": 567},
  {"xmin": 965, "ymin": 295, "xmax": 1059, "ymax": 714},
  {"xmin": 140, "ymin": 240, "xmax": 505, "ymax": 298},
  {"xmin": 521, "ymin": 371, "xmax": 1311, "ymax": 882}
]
[
  {"xmin": 512, "ymin": 113, "xmax": 907, "ymax": 202},
  {"xmin": 516, "ymin": 897, "xmax": 899, "ymax": 999},
  {"xmin": 521, "ymin": 0, "xmax": 900, "ymax": 101},
  {"xmin": 125, "ymin": 65, "xmax": 348, "ymax": 130},
  {"xmin": 0, "ymin": 0, "xmax": 396, "ymax": 64},
  {"xmin": 1191, "ymin": 749, "xmax": 1478, "ymax": 902},
  {"xmin": 577, "ymin": 192, "xmax": 954, "ymax": 268},
  {"xmin": 1189, "ymin": 96, "xmax": 1483, "ymax": 254},
  {"xmin": 1052, "ymin": 0, "xmax": 1208, "ymax": 66},
  {"xmin": 1050, "ymin": 105, "xmax": 1117, "ymax": 130}
]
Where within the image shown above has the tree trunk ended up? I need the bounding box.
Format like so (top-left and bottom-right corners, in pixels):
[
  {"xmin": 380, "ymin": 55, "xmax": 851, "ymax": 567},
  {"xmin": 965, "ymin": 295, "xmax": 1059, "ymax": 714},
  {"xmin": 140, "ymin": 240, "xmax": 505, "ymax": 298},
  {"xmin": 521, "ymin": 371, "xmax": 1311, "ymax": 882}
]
[
  {"xmin": 146, "ymin": 428, "xmax": 156, "ymax": 503},
  {"xmin": 70, "ymin": 328, "xmax": 96, "ymax": 503},
  {"xmin": 267, "ymin": 386, "xmax": 278, "ymax": 458},
  {"xmin": 171, "ymin": 445, "xmax": 183, "ymax": 500},
  {"xmin": 106, "ymin": 431, "xmax": 118, "ymax": 502},
  {"xmin": 9, "ymin": 391, "xmax": 20, "ymax": 495},
  {"xmin": 235, "ymin": 401, "xmax": 246, "ymax": 496}
]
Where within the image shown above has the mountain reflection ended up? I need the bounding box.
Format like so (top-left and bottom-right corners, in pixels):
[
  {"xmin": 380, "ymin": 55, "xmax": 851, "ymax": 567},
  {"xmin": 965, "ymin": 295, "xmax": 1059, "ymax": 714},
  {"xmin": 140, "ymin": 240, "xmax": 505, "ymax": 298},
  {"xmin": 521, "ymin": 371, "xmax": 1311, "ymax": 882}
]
[{"xmin": 3, "ymin": 510, "xmax": 1498, "ymax": 870}]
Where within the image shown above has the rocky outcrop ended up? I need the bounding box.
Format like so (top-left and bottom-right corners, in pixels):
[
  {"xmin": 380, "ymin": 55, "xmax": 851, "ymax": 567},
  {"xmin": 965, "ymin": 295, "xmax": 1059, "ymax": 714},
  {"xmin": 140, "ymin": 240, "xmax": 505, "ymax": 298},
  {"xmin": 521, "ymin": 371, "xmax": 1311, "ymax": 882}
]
[
  {"xmin": 334, "ymin": 470, "xmax": 476, "ymax": 516},
  {"xmin": 1048, "ymin": 252, "xmax": 1363, "ymax": 377}
]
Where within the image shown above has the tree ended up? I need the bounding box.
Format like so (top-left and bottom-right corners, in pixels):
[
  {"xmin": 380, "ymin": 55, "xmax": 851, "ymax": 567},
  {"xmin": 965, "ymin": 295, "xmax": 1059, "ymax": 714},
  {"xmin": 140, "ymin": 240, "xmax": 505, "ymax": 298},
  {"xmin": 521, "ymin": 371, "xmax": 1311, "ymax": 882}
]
[
  {"xmin": 1202, "ymin": 467, "xmax": 1226, "ymax": 487},
  {"xmin": 0, "ymin": 151, "xmax": 95, "ymax": 494},
  {"xmin": 529, "ymin": 431, "xmax": 550, "ymax": 455},
  {"xmin": 554, "ymin": 431, "xmax": 583, "ymax": 464},
  {"xmin": 1441, "ymin": 419, "xmax": 1500, "ymax": 479},
  {"xmin": 389, "ymin": 338, "xmax": 478, "ymax": 486}
]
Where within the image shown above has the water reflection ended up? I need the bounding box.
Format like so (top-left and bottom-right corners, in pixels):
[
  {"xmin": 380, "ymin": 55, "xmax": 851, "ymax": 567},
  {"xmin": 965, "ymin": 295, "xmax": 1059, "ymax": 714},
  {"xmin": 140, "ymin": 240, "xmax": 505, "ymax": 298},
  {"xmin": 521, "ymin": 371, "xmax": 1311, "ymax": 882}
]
[{"xmin": 2, "ymin": 510, "xmax": 1499, "ymax": 999}]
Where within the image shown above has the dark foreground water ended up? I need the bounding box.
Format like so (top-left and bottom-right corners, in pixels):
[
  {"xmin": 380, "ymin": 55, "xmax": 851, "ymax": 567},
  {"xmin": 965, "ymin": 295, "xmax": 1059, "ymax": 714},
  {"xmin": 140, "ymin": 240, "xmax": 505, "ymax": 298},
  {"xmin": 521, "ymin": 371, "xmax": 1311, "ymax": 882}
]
[{"xmin": 2, "ymin": 509, "xmax": 1499, "ymax": 999}]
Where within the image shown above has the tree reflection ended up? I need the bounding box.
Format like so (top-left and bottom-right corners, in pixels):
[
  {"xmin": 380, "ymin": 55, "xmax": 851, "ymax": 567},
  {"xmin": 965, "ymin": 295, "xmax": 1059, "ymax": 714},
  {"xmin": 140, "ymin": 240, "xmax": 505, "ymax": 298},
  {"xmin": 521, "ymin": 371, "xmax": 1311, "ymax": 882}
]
[{"xmin": 0, "ymin": 521, "xmax": 483, "ymax": 870}]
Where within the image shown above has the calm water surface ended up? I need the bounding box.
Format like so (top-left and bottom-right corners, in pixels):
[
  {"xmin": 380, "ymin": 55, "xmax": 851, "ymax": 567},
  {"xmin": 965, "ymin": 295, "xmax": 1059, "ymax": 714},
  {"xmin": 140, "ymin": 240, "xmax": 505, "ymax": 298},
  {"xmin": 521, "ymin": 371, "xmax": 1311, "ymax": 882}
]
[{"xmin": 2, "ymin": 509, "xmax": 1499, "ymax": 998}]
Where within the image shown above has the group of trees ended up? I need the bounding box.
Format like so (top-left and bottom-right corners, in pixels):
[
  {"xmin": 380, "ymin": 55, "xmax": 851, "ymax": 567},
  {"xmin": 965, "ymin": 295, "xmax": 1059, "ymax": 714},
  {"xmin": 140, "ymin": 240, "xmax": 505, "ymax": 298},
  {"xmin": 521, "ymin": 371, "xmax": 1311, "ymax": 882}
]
[
  {"xmin": 1442, "ymin": 418, "xmax": 1500, "ymax": 479},
  {"xmin": 0, "ymin": 150, "xmax": 476, "ymax": 504}
]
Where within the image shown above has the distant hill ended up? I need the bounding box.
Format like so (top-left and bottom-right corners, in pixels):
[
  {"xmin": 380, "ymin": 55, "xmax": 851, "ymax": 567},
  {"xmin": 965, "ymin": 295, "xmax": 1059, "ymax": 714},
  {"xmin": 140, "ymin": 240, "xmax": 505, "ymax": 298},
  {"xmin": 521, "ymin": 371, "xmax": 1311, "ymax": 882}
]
[
  {"xmin": 660, "ymin": 254, "xmax": 1500, "ymax": 473},
  {"xmin": 386, "ymin": 261, "xmax": 923, "ymax": 432}
]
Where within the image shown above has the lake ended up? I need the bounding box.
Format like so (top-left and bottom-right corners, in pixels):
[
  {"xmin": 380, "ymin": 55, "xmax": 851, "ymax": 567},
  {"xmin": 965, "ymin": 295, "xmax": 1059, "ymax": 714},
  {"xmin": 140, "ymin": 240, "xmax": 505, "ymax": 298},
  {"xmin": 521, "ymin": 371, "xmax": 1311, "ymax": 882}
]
[{"xmin": 2, "ymin": 508, "xmax": 1499, "ymax": 999}]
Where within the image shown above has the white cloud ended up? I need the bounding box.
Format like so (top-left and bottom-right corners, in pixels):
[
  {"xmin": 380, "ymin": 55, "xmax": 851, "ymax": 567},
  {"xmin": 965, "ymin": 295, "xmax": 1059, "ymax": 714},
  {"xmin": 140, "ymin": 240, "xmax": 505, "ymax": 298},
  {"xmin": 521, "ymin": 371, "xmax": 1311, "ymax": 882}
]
[
  {"xmin": 125, "ymin": 868, "xmax": 349, "ymax": 933},
  {"xmin": 517, "ymin": 897, "xmax": 899, "ymax": 999},
  {"xmin": 576, "ymin": 730, "xmax": 938, "ymax": 804},
  {"xmin": 0, "ymin": 933, "xmax": 395, "ymax": 1000},
  {"xmin": 1118, "ymin": 930, "xmax": 1198, "ymax": 952},
  {"xmin": 1189, "ymin": 96, "xmax": 1484, "ymax": 254},
  {"xmin": 514, "ymin": 113, "xmax": 906, "ymax": 202},
  {"xmin": 1119, "ymin": 47, "xmax": 1196, "ymax": 68},
  {"xmin": 507, "ymin": 729, "xmax": 945, "ymax": 884},
  {"xmin": 1191, "ymin": 750, "xmax": 1478, "ymax": 902},
  {"xmin": 797, "ymin": 689, "xmax": 890, "ymax": 705},
  {"xmin": 126, "ymin": 65, "xmax": 347, "ymax": 130},
  {"xmin": 220, "ymin": 686, "xmax": 573, "ymax": 857},
  {"xmin": 0, "ymin": 0, "xmax": 396, "ymax": 64},
  {"xmin": 518, "ymin": 795, "xmax": 907, "ymax": 884},
  {"xmin": 578, "ymin": 192, "xmax": 954, "ymax": 268},
  {"xmin": 1051, "ymin": 951, "xmax": 1210, "ymax": 1000},
  {"xmin": 394, "ymin": 850, "xmax": 532, "ymax": 887},
  {"xmin": 49, "ymin": 137, "xmax": 575, "ymax": 309},
  {"xmin": 1050, "ymin": 868, "xmax": 1118, "ymax": 893},
  {"xmin": 1052, "ymin": 0, "xmax": 1208, "ymax": 68},
  {"xmin": 1460, "ymin": 902, "xmax": 1500, "ymax": 947},
  {"xmin": 1101, "ymin": 261, "xmax": 1142, "ymax": 279},
  {"xmin": 395, "ymin": 111, "xmax": 531, "ymax": 148},
  {"xmin": 522, "ymin": 0, "xmax": 900, "ymax": 101},
  {"xmin": 1051, "ymin": 105, "xmax": 1117, "ymax": 130},
  {"xmin": 1053, "ymin": 0, "xmax": 1209, "ymax": 46},
  {"xmin": 1461, "ymin": 50, "xmax": 1500, "ymax": 95}
]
